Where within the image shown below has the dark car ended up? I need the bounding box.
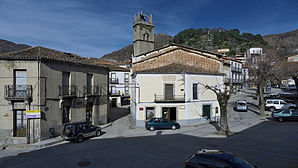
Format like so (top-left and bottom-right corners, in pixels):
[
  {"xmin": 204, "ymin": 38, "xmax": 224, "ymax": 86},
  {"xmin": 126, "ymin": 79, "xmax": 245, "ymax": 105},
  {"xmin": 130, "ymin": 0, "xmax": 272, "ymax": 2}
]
[
  {"xmin": 62, "ymin": 122, "xmax": 102, "ymax": 143},
  {"xmin": 145, "ymin": 118, "xmax": 180, "ymax": 131},
  {"xmin": 185, "ymin": 149, "xmax": 257, "ymax": 168},
  {"xmin": 272, "ymin": 109, "xmax": 298, "ymax": 122}
]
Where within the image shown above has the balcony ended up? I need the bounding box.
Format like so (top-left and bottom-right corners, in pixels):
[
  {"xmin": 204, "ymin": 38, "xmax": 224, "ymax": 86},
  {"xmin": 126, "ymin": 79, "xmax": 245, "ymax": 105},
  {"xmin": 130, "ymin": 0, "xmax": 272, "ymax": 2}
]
[
  {"xmin": 231, "ymin": 67, "xmax": 242, "ymax": 72},
  {"xmin": 154, "ymin": 94, "xmax": 185, "ymax": 103},
  {"xmin": 109, "ymin": 90, "xmax": 121, "ymax": 96},
  {"xmin": 110, "ymin": 78, "xmax": 119, "ymax": 84},
  {"xmin": 4, "ymin": 85, "xmax": 32, "ymax": 100},
  {"xmin": 84, "ymin": 85, "xmax": 100, "ymax": 96},
  {"xmin": 59, "ymin": 85, "xmax": 77, "ymax": 97},
  {"xmin": 232, "ymin": 79, "xmax": 243, "ymax": 84}
]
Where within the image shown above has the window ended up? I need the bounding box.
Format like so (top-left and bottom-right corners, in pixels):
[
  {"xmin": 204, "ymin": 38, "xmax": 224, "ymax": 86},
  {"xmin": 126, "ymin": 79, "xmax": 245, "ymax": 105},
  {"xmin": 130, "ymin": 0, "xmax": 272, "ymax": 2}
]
[
  {"xmin": 193, "ymin": 83, "xmax": 198, "ymax": 100},
  {"xmin": 267, "ymin": 100, "xmax": 273, "ymax": 104},
  {"xmin": 14, "ymin": 70, "xmax": 27, "ymax": 97},
  {"xmin": 62, "ymin": 72, "xmax": 70, "ymax": 95},
  {"xmin": 87, "ymin": 74, "xmax": 93, "ymax": 94},
  {"xmin": 273, "ymin": 101, "xmax": 279, "ymax": 105},
  {"xmin": 124, "ymin": 73, "xmax": 129, "ymax": 82},
  {"xmin": 146, "ymin": 107, "xmax": 155, "ymax": 120},
  {"xmin": 111, "ymin": 86, "xmax": 116, "ymax": 94},
  {"xmin": 282, "ymin": 110, "xmax": 290, "ymax": 114},
  {"xmin": 165, "ymin": 84, "xmax": 174, "ymax": 100},
  {"xmin": 111, "ymin": 73, "xmax": 116, "ymax": 80},
  {"xmin": 280, "ymin": 101, "xmax": 287, "ymax": 105},
  {"xmin": 125, "ymin": 86, "xmax": 129, "ymax": 95},
  {"xmin": 198, "ymin": 156, "xmax": 214, "ymax": 168}
]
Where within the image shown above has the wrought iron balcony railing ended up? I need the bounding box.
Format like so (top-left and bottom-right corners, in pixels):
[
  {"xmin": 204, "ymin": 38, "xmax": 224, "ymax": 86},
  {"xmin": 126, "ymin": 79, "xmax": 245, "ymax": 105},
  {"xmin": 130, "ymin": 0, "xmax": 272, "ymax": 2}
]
[
  {"xmin": 110, "ymin": 78, "xmax": 119, "ymax": 84},
  {"xmin": 59, "ymin": 85, "xmax": 77, "ymax": 97},
  {"xmin": 232, "ymin": 79, "xmax": 243, "ymax": 84},
  {"xmin": 231, "ymin": 67, "xmax": 242, "ymax": 72},
  {"xmin": 4, "ymin": 85, "xmax": 32, "ymax": 100},
  {"xmin": 109, "ymin": 90, "xmax": 121, "ymax": 96},
  {"xmin": 84, "ymin": 85, "xmax": 100, "ymax": 96},
  {"xmin": 154, "ymin": 94, "xmax": 185, "ymax": 103}
]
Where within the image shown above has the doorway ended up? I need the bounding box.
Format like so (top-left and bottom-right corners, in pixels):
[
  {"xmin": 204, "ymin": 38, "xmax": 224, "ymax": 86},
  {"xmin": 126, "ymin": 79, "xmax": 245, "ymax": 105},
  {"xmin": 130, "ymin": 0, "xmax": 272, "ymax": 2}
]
[
  {"xmin": 13, "ymin": 110, "xmax": 27, "ymax": 137},
  {"xmin": 162, "ymin": 107, "xmax": 176, "ymax": 121},
  {"xmin": 86, "ymin": 104, "xmax": 93, "ymax": 124},
  {"xmin": 202, "ymin": 105, "xmax": 211, "ymax": 119}
]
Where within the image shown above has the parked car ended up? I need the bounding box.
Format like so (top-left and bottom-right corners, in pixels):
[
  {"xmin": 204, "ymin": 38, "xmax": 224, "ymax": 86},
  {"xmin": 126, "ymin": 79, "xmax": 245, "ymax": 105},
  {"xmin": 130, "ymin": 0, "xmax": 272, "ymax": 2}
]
[
  {"xmin": 145, "ymin": 118, "xmax": 180, "ymax": 131},
  {"xmin": 264, "ymin": 93, "xmax": 280, "ymax": 101},
  {"xmin": 235, "ymin": 100, "xmax": 247, "ymax": 112},
  {"xmin": 62, "ymin": 122, "xmax": 102, "ymax": 143},
  {"xmin": 265, "ymin": 99, "xmax": 296, "ymax": 112},
  {"xmin": 185, "ymin": 149, "xmax": 257, "ymax": 168},
  {"xmin": 272, "ymin": 109, "xmax": 298, "ymax": 122}
]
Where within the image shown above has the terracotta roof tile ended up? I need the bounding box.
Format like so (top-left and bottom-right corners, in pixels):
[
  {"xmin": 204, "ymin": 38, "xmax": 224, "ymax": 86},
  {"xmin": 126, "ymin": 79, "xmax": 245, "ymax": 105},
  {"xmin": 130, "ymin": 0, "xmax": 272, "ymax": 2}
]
[
  {"xmin": 135, "ymin": 63, "xmax": 224, "ymax": 75},
  {"xmin": 0, "ymin": 46, "xmax": 109, "ymax": 69}
]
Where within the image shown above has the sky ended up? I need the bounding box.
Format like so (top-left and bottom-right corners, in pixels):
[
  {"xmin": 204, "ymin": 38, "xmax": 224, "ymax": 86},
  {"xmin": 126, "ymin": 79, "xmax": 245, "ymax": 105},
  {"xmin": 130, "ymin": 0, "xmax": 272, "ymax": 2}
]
[{"xmin": 0, "ymin": 0, "xmax": 297, "ymax": 58}]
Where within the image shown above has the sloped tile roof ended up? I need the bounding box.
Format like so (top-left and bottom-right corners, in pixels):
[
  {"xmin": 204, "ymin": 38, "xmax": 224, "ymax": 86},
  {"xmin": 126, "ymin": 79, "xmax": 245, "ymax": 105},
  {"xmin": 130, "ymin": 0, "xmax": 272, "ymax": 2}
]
[
  {"xmin": 135, "ymin": 63, "xmax": 224, "ymax": 75},
  {"xmin": 0, "ymin": 46, "xmax": 109, "ymax": 69}
]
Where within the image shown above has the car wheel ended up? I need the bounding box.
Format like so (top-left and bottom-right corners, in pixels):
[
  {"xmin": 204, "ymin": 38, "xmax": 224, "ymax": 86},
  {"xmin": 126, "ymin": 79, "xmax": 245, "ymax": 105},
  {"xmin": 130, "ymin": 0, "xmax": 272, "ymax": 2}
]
[
  {"xmin": 96, "ymin": 130, "xmax": 102, "ymax": 137},
  {"xmin": 278, "ymin": 117, "xmax": 284, "ymax": 122},
  {"xmin": 76, "ymin": 135, "xmax": 84, "ymax": 143},
  {"xmin": 149, "ymin": 127, "xmax": 155, "ymax": 131},
  {"xmin": 172, "ymin": 125, "xmax": 176, "ymax": 130},
  {"xmin": 270, "ymin": 107, "xmax": 275, "ymax": 112}
]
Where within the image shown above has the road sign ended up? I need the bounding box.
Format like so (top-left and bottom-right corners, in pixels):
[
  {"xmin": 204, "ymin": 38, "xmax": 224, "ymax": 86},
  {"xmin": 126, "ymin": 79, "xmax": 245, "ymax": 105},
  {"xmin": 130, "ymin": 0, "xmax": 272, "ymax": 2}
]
[{"xmin": 26, "ymin": 110, "xmax": 41, "ymax": 119}]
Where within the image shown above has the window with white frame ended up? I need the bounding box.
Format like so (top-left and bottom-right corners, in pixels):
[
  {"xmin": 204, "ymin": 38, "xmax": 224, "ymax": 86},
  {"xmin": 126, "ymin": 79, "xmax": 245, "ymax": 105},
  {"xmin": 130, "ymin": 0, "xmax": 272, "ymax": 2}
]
[
  {"xmin": 124, "ymin": 73, "xmax": 129, "ymax": 82},
  {"xmin": 125, "ymin": 86, "xmax": 129, "ymax": 95}
]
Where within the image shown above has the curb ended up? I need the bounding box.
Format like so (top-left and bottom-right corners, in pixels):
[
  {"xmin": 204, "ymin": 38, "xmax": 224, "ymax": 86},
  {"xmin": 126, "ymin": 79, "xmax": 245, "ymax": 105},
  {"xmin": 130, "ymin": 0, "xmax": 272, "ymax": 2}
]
[
  {"xmin": 100, "ymin": 122, "xmax": 113, "ymax": 129},
  {"xmin": 29, "ymin": 138, "xmax": 65, "ymax": 149}
]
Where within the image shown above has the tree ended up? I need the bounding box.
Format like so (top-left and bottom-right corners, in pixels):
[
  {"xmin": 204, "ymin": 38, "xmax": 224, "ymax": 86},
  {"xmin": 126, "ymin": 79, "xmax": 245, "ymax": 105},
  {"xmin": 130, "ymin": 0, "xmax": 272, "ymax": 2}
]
[
  {"xmin": 274, "ymin": 60, "xmax": 298, "ymax": 95},
  {"xmin": 248, "ymin": 49, "xmax": 277, "ymax": 117},
  {"xmin": 202, "ymin": 83, "xmax": 235, "ymax": 135}
]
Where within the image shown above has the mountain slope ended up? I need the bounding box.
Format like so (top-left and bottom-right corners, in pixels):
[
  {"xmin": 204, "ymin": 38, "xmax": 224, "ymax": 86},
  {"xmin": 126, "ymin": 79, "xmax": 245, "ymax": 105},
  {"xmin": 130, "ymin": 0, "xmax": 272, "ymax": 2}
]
[
  {"xmin": 0, "ymin": 39, "xmax": 31, "ymax": 54},
  {"xmin": 100, "ymin": 33, "xmax": 172, "ymax": 62},
  {"xmin": 263, "ymin": 29, "xmax": 298, "ymax": 57}
]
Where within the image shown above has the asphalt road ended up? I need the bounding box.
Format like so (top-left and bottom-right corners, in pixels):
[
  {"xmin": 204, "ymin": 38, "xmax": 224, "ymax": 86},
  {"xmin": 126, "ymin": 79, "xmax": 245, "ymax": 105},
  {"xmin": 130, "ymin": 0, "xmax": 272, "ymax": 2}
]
[
  {"xmin": 1, "ymin": 89, "xmax": 298, "ymax": 168},
  {"xmin": 1, "ymin": 120, "xmax": 298, "ymax": 168}
]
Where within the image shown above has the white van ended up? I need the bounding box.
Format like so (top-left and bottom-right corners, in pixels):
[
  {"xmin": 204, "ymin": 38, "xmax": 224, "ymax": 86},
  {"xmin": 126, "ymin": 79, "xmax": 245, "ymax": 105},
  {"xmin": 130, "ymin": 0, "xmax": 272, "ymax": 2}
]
[{"xmin": 265, "ymin": 99, "xmax": 296, "ymax": 112}]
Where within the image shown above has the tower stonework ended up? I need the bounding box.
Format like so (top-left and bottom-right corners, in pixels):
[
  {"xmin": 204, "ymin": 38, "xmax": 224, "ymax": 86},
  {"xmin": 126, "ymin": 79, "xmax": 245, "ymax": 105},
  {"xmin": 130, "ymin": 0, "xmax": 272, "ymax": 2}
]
[{"xmin": 133, "ymin": 11, "xmax": 154, "ymax": 56}]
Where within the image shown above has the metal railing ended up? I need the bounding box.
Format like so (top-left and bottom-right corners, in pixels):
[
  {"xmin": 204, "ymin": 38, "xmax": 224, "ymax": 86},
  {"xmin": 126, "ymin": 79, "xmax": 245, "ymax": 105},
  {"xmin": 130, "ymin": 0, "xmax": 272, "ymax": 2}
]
[
  {"xmin": 59, "ymin": 85, "xmax": 77, "ymax": 96},
  {"xmin": 84, "ymin": 85, "xmax": 100, "ymax": 96},
  {"xmin": 231, "ymin": 67, "xmax": 242, "ymax": 72},
  {"xmin": 109, "ymin": 90, "xmax": 121, "ymax": 96},
  {"xmin": 154, "ymin": 94, "xmax": 185, "ymax": 103},
  {"xmin": 110, "ymin": 78, "xmax": 119, "ymax": 84},
  {"xmin": 4, "ymin": 85, "xmax": 32, "ymax": 99}
]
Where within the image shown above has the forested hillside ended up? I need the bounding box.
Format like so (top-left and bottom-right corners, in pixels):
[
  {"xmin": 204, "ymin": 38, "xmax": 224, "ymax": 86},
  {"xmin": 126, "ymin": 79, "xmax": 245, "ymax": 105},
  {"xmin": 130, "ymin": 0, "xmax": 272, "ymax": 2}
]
[{"xmin": 172, "ymin": 28, "xmax": 268, "ymax": 56}]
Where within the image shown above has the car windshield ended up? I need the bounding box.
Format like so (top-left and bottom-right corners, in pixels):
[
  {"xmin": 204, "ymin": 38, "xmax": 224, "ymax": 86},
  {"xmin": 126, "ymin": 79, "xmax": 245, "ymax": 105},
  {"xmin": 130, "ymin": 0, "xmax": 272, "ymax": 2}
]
[
  {"xmin": 238, "ymin": 103, "xmax": 246, "ymax": 106},
  {"xmin": 228, "ymin": 156, "xmax": 255, "ymax": 168},
  {"xmin": 63, "ymin": 124, "xmax": 74, "ymax": 136}
]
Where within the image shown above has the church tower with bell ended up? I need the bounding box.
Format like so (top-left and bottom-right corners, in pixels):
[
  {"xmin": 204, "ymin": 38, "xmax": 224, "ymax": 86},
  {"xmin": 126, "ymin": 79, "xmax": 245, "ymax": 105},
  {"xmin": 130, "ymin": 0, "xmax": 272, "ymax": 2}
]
[{"xmin": 133, "ymin": 11, "xmax": 154, "ymax": 56}]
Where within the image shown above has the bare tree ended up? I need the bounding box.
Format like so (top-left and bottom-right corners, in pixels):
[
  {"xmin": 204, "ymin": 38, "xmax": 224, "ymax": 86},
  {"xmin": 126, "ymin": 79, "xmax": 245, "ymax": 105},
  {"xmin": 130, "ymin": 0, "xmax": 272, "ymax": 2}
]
[
  {"xmin": 202, "ymin": 83, "xmax": 235, "ymax": 135},
  {"xmin": 274, "ymin": 60, "xmax": 298, "ymax": 95},
  {"xmin": 248, "ymin": 50, "xmax": 277, "ymax": 117}
]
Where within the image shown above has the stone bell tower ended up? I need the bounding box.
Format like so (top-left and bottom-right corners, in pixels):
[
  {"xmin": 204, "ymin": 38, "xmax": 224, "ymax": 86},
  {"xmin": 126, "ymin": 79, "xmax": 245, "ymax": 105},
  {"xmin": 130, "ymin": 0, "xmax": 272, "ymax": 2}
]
[{"xmin": 133, "ymin": 11, "xmax": 154, "ymax": 56}]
